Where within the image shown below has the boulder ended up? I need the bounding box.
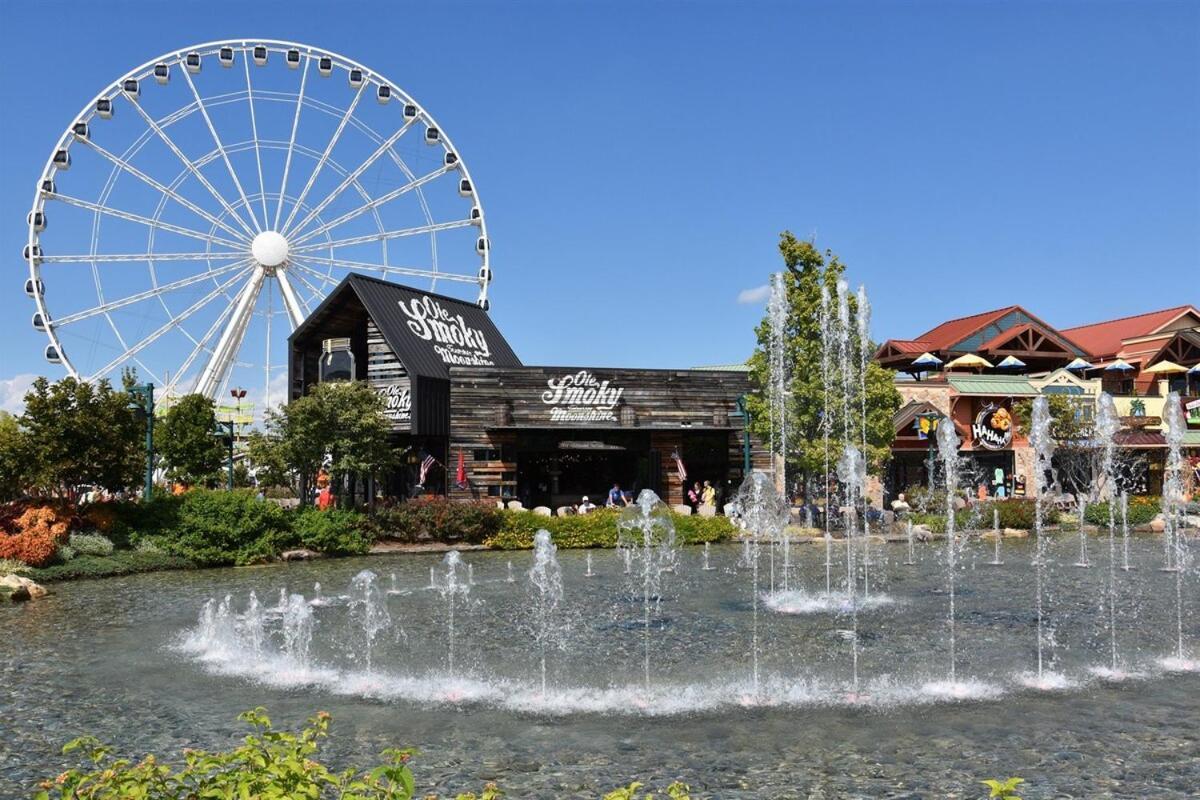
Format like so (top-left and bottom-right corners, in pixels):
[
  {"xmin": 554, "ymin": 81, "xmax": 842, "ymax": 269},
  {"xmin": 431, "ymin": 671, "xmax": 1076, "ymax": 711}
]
[
  {"xmin": 672, "ymin": 504, "xmax": 693, "ymax": 516},
  {"xmin": 555, "ymin": 506, "xmax": 574, "ymax": 517},
  {"xmin": 0, "ymin": 574, "xmax": 48, "ymax": 600},
  {"xmin": 1003, "ymin": 527, "xmax": 1029, "ymax": 539},
  {"xmin": 532, "ymin": 506, "xmax": 552, "ymax": 517},
  {"xmin": 280, "ymin": 548, "xmax": 322, "ymax": 562},
  {"xmin": 1150, "ymin": 514, "xmax": 1167, "ymax": 533}
]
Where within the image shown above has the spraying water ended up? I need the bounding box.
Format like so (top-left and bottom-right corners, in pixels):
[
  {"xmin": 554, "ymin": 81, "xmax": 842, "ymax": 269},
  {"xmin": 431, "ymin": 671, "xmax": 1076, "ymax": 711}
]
[
  {"xmin": 1161, "ymin": 392, "xmax": 1190, "ymax": 665},
  {"xmin": 1030, "ymin": 396, "xmax": 1056, "ymax": 681},
  {"xmin": 434, "ymin": 552, "xmax": 470, "ymax": 676},
  {"xmin": 837, "ymin": 443, "xmax": 866, "ymax": 696},
  {"xmin": 506, "ymin": 561, "xmax": 515, "ymax": 583},
  {"xmin": 936, "ymin": 416, "xmax": 961, "ymax": 685},
  {"xmin": 988, "ymin": 507, "xmax": 1004, "ymax": 566},
  {"xmin": 856, "ymin": 284, "xmax": 873, "ymax": 598},
  {"xmin": 820, "ymin": 283, "xmax": 834, "ymax": 598},
  {"xmin": 243, "ymin": 591, "xmax": 265, "ymax": 659},
  {"xmin": 281, "ymin": 593, "xmax": 314, "ymax": 667},
  {"xmin": 617, "ymin": 490, "xmax": 677, "ymax": 695},
  {"xmin": 1120, "ymin": 492, "xmax": 1132, "ymax": 572},
  {"xmin": 904, "ymin": 519, "xmax": 917, "ymax": 566},
  {"xmin": 528, "ymin": 530, "xmax": 565, "ymax": 696},
  {"xmin": 1075, "ymin": 493, "xmax": 1091, "ymax": 568},
  {"xmin": 702, "ymin": 541, "xmax": 715, "ymax": 571},
  {"xmin": 735, "ymin": 472, "xmax": 789, "ymax": 699},
  {"xmin": 1095, "ymin": 393, "xmax": 1123, "ymax": 673},
  {"xmin": 585, "ymin": 552, "xmax": 595, "ymax": 577},
  {"xmin": 348, "ymin": 570, "xmax": 390, "ymax": 672}
]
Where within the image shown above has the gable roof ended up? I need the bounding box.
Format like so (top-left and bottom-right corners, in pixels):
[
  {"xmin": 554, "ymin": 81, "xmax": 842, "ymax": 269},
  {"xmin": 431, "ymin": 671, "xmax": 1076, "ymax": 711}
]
[
  {"xmin": 913, "ymin": 306, "xmax": 1020, "ymax": 351},
  {"xmin": 878, "ymin": 305, "xmax": 1086, "ymax": 365},
  {"xmin": 290, "ymin": 274, "xmax": 521, "ymax": 380},
  {"xmin": 1060, "ymin": 306, "xmax": 1200, "ymax": 358}
]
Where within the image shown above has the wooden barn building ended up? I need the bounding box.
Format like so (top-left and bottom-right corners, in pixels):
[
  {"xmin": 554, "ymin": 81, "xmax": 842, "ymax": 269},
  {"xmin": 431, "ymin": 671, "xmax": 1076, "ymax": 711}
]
[{"xmin": 289, "ymin": 274, "xmax": 768, "ymax": 508}]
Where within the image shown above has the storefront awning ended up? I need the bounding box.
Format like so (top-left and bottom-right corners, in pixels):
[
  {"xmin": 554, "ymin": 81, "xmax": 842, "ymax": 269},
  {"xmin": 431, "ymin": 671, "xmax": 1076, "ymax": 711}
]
[{"xmin": 947, "ymin": 375, "xmax": 1040, "ymax": 397}]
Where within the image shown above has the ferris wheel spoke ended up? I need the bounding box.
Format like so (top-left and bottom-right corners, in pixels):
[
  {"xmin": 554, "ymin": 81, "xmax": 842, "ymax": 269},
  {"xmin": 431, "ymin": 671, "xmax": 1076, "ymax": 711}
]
[
  {"xmin": 288, "ymin": 163, "xmax": 455, "ymax": 247},
  {"xmin": 195, "ymin": 268, "xmax": 268, "ymax": 397},
  {"xmin": 242, "ymin": 57, "xmax": 271, "ymax": 228},
  {"xmin": 89, "ymin": 263, "xmax": 256, "ymax": 381},
  {"xmin": 77, "ymin": 138, "xmax": 251, "ymax": 243},
  {"xmin": 51, "ymin": 193, "xmax": 246, "ymax": 250},
  {"xmin": 274, "ymin": 57, "xmax": 311, "ymax": 230},
  {"xmin": 281, "ymin": 82, "xmax": 367, "ymax": 234},
  {"xmin": 285, "ymin": 118, "xmax": 418, "ymax": 238},
  {"xmin": 292, "ymin": 255, "xmax": 476, "ymax": 284},
  {"xmin": 290, "ymin": 218, "xmax": 475, "ymax": 253},
  {"xmin": 122, "ymin": 95, "xmax": 260, "ymax": 239},
  {"xmin": 289, "ymin": 261, "xmax": 338, "ymax": 291},
  {"xmin": 40, "ymin": 251, "xmax": 245, "ymax": 264},
  {"xmin": 286, "ymin": 271, "xmax": 326, "ymax": 312},
  {"xmin": 167, "ymin": 290, "xmax": 242, "ymax": 396},
  {"xmin": 180, "ymin": 67, "xmax": 263, "ymax": 232},
  {"xmin": 274, "ymin": 269, "xmax": 306, "ymax": 329},
  {"xmin": 51, "ymin": 260, "xmax": 253, "ymax": 327}
]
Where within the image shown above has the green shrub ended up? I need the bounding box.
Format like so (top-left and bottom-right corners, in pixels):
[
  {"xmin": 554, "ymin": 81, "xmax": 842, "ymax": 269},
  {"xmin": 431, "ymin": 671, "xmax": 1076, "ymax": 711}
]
[
  {"xmin": 909, "ymin": 512, "xmax": 947, "ymax": 534},
  {"xmin": 486, "ymin": 509, "xmax": 736, "ymax": 550},
  {"xmin": 69, "ymin": 531, "xmax": 115, "ymax": 556},
  {"xmin": 56, "ymin": 544, "xmax": 77, "ymax": 562},
  {"xmin": 108, "ymin": 494, "xmax": 183, "ymax": 548},
  {"xmin": 291, "ymin": 507, "xmax": 375, "ymax": 555},
  {"xmin": 0, "ymin": 557, "xmax": 31, "ymax": 575},
  {"xmin": 374, "ymin": 497, "xmax": 504, "ymax": 544},
  {"xmin": 153, "ymin": 489, "xmax": 294, "ymax": 566},
  {"xmin": 970, "ymin": 499, "xmax": 1041, "ymax": 530},
  {"xmin": 27, "ymin": 551, "xmax": 194, "ymax": 582},
  {"xmin": 1085, "ymin": 496, "xmax": 1161, "ymax": 526}
]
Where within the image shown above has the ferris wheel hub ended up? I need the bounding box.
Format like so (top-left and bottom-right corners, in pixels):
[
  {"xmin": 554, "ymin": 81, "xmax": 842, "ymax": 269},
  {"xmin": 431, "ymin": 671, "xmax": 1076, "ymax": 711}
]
[{"xmin": 251, "ymin": 230, "xmax": 289, "ymax": 268}]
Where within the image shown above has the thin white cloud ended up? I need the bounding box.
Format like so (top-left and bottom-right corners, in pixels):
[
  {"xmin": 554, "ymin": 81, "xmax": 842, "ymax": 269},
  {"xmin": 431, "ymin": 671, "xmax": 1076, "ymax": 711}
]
[
  {"xmin": 737, "ymin": 284, "xmax": 771, "ymax": 304},
  {"xmin": 0, "ymin": 374, "xmax": 39, "ymax": 414}
]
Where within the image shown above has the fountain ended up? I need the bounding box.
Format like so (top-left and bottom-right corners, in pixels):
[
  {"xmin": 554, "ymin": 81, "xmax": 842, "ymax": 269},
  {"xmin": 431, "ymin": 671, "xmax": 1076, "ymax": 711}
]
[
  {"xmin": 281, "ymin": 593, "xmax": 314, "ymax": 667},
  {"xmin": 348, "ymin": 570, "xmax": 390, "ymax": 672},
  {"xmin": 528, "ymin": 530, "xmax": 565, "ymax": 696},
  {"xmin": 1160, "ymin": 392, "xmax": 1194, "ymax": 670},
  {"xmin": 904, "ymin": 519, "xmax": 917, "ymax": 565},
  {"xmin": 1094, "ymin": 392, "xmax": 1123, "ymax": 676},
  {"xmin": 243, "ymin": 591, "xmax": 265, "ymax": 658},
  {"xmin": 1025, "ymin": 396, "xmax": 1066, "ymax": 688},
  {"xmin": 936, "ymin": 416, "xmax": 961, "ymax": 686},
  {"xmin": 429, "ymin": 566, "xmax": 437, "ymax": 589},
  {"xmin": 836, "ymin": 443, "xmax": 865, "ymax": 696},
  {"xmin": 617, "ymin": 490, "xmax": 677, "ymax": 695},
  {"xmin": 585, "ymin": 551, "xmax": 595, "ymax": 577},
  {"xmin": 1120, "ymin": 492, "xmax": 1132, "ymax": 571},
  {"xmin": 467, "ymin": 562, "xmax": 475, "ymax": 586},
  {"xmin": 434, "ymin": 552, "xmax": 470, "ymax": 676},
  {"xmin": 856, "ymin": 284, "xmax": 873, "ymax": 596},
  {"xmin": 987, "ymin": 507, "xmax": 1003, "ymax": 566},
  {"xmin": 1075, "ymin": 495, "xmax": 1091, "ymax": 568},
  {"xmin": 701, "ymin": 541, "xmax": 715, "ymax": 571},
  {"xmin": 506, "ymin": 560, "xmax": 515, "ymax": 583},
  {"xmin": 734, "ymin": 471, "xmax": 789, "ymax": 699}
]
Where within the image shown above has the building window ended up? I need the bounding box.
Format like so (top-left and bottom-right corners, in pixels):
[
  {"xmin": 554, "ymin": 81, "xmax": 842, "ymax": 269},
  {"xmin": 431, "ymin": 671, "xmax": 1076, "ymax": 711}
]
[
  {"xmin": 487, "ymin": 485, "xmax": 501, "ymax": 497},
  {"xmin": 320, "ymin": 338, "xmax": 354, "ymax": 382},
  {"xmin": 473, "ymin": 448, "xmax": 504, "ymax": 462}
]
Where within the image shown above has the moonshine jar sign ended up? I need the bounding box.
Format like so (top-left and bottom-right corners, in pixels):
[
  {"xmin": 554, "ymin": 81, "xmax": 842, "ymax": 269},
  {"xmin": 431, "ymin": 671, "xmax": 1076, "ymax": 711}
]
[{"xmin": 973, "ymin": 402, "xmax": 1013, "ymax": 450}]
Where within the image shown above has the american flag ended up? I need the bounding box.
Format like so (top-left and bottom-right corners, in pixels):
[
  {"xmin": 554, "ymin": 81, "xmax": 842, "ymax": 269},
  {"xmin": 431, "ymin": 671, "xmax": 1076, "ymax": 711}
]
[
  {"xmin": 671, "ymin": 450, "xmax": 687, "ymax": 482},
  {"xmin": 418, "ymin": 454, "xmax": 437, "ymax": 486}
]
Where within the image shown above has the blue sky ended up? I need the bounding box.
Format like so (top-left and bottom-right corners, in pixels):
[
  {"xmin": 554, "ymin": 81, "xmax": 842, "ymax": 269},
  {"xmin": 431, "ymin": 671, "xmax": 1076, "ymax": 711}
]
[{"xmin": 1, "ymin": 0, "xmax": 1196, "ymax": 410}]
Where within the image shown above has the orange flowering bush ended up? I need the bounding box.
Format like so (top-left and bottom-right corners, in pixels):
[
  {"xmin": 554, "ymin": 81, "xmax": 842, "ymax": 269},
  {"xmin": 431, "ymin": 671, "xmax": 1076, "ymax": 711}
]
[{"xmin": 0, "ymin": 506, "xmax": 71, "ymax": 567}]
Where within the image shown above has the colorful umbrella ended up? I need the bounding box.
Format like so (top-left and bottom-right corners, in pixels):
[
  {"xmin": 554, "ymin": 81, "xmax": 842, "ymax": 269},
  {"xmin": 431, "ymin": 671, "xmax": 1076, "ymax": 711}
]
[
  {"xmin": 996, "ymin": 355, "xmax": 1026, "ymax": 369},
  {"xmin": 1065, "ymin": 357, "xmax": 1094, "ymax": 372},
  {"xmin": 1104, "ymin": 359, "xmax": 1135, "ymax": 371},
  {"xmin": 911, "ymin": 352, "xmax": 943, "ymax": 367},
  {"xmin": 945, "ymin": 353, "xmax": 994, "ymax": 370},
  {"xmin": 1143, "ymin": 360, "xmax": 1187, "ymax": 374}
]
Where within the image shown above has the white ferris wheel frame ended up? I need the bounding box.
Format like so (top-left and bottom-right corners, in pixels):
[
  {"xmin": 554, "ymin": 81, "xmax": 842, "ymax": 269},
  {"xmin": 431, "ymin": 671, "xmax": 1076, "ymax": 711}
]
[{"xmin": 25, "ymin": 38, "xmax": 492, "ymax": 401}]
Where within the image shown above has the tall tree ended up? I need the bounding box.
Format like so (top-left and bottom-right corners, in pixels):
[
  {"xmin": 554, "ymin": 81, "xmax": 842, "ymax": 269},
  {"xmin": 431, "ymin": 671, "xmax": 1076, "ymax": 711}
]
[
  {"xmin": 0, "ymin": 411, "xmax": 28, "ymax": 501},
  {"xmin": 746, "ymin": 232, "xmax": 901, "ymax": 495},
  {"xmin": 18, "ymin": 376, "xmax": 143, "ymax": 498},
  {"xmin": 265, "ymin": 381, "xmax": 394, "ymax": 501},
  {"xmin": 157, "ymin": 394, "xmax": 225, "ymax": 486}
]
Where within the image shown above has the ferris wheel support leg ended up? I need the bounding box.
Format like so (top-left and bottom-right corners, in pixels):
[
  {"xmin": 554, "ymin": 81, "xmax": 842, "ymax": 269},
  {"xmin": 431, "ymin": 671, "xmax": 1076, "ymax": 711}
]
[
  {"xmin": 275, "ymin": 269, "xmax": 307, "ymax": 330},
  {"xmin": 196, "ymin": 267, "xmax": 266, "ymax": 398}
]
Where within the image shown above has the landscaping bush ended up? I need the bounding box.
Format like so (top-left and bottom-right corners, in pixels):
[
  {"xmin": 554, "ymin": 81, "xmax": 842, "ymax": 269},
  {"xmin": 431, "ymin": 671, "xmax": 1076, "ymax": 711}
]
[
  {"xmin": 151, "ymin": 489, "xmax": 294, "ymax": 566},
  {"xmin": 374, "ymin": 497, "xmax": 504, "ymax": 544},
  {"xmin": 28, "ymin": 550, "xmax": 195, "ymax": 582},
  {"xmin": 486, "ymin": 509, "xmax": 737, "ymax": 550},
  {"xmin": 0, "ymin": 505, "xmax": 71, "ymax": 567},
  {"xmin": 1084, "ymin": 495, "xmax": 1161, "ymax": 526},
  {"xmin": 291, "ymin": 507, "xmax": 375, "ymax": 555},
  {"xmin": 68, "ymin": 531, "xmax": 115, "ymax": 556},
  {"xmin": 108, "ymin": 494, "xmax": 183, "ymax": 548},
  {"xmin": 909, "ymin": 512, "xmax": 947, "ymax": 534},
  {"xmin": 0, "ymin": 557, "xmax": 31, "ymax": 575},
  {"xmin": 971, "ymin": 499, "xmax": 1042, "ymax": 530}
]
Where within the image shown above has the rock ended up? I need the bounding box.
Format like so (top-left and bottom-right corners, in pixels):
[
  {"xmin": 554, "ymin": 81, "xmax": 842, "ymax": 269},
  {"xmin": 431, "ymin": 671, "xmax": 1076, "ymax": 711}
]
[
  {"xmin": 1003, "ymin": 527, "xmax": 1029, "ymax": 539},
  {"xmin": 532, "ymin": 506, "xmax": 552, "ymax": 517},
  {"xmin": 1150, "ymin": 515, "xmax": 1166, "ymax": 533},
  {"xmin": 0, "ymin": 574, "xmax": 48, "ymax": 600},
  {"xmin": 280, "ymin": 548, "xmax": 322, "ymax": 562}
]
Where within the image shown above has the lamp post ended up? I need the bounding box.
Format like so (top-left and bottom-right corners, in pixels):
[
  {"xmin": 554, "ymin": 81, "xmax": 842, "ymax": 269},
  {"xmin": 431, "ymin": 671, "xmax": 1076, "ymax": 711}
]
[
  {"xmin": 230, "ymin": 387, "xmax": 247, "ymax": 443},
  {"xmin": 916, "ymin": 411, "xmax": 942, "ymax": 491},
  {"xmin": 212, "ymin": 420, "xmax": 235, "ymax": 491},
  {"xmin": 127, "ymin": 383, "xmax": 155, "ymax": 500},
  {"xmin": 734, "ymin": 395, "xmax": 752, "ymax": 476}
]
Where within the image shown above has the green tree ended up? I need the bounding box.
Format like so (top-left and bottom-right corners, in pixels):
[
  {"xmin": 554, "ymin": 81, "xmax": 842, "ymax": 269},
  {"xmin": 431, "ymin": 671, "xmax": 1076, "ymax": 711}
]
[
  {"xmin": 0, "ymin": 411, "xmax": 28, "ymax": 501},
  {"xmin": 746, "ymin": 232, "xmax": 901, "ymax": 494},
  {"xmin": 266, "ymin": 381, "xmax": 394, "ymax": 503},
  {"xmin": 156, "ymin": 394, "xmax": 225, "ymax": 486},
  {"xmin": 245, "ymin": 430, "xmax": 293, "ymax": 489},
  {"xmin": 18, "ymin": 376, "xmax": 143, "ymax": 498}
]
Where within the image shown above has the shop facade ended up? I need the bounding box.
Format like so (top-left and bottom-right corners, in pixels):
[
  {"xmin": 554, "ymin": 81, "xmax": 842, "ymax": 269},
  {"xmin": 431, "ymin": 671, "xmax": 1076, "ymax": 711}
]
[{"xmin": 289, "ymin": 274, "xmax": 768, "ymax": 508}]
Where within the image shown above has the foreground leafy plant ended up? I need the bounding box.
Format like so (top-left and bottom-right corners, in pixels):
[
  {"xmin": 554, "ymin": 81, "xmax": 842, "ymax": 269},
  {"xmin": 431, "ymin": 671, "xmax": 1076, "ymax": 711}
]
[
  {"xmin": 981, "ymin": 776, "xmax": 1024, "ymax": 799},
  {"xmin": 603, "ymin": 781, "xmax": 691, "ymax": 800}
]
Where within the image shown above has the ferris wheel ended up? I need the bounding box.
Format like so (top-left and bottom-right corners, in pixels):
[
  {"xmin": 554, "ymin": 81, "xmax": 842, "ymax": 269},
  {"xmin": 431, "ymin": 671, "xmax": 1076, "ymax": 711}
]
[{"xmin": 24, "ymin": 39, "xmax": 491, "ymax": 408}]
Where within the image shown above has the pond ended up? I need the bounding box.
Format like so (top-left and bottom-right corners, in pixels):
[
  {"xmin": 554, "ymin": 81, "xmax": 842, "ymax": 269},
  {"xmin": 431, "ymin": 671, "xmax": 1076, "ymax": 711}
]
[{"xmin": 1, "ymin": 535, "xmax": 1197, "ymax": 798}]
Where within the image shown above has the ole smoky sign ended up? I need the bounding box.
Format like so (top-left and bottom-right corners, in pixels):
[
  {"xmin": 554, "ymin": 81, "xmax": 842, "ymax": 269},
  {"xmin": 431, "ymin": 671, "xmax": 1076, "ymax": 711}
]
[{"xmin": 541, "ymin": 370, "xmax": 625, "ymax": 423}]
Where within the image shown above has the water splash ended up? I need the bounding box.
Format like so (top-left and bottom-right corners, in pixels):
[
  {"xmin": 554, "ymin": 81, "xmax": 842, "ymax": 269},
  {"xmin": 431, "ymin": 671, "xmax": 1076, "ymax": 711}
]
[
  {"xmin": 348, "ymin": 570, "xmax": 391, "ymax": 672},
  {"xmin": 617, "ymin": 490, "xmax": 677, "ymax": 695},
  {"xmin": 936, "ymin": 416, "xmax": 961, "ymax": 686},
  {"xmin": 1095, "ymin": 392, "xmax": 1123, "ymax": 673},
  {"xmin": 1030, "ymin": 396, "xmax": 1056, "ymax": 681},
  {"xmin": 735, "ymin": 472, "xmax": 789, "ymax": 700},
  {"xmin": 434, "ymin": 552, "xmax": 470, "ymax": 676},
  {"xmin": 1162, "ymin": 392, "xmax": 1191, "ymax": 663},
  {"xmin": 528, "ymin": 530, "xmax": 566, "ymax": 696}
]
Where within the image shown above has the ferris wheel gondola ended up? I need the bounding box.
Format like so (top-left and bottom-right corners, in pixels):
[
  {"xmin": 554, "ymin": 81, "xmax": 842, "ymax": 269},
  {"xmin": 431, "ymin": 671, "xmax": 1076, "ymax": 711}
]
[{"xmin": 25, "ymin": 39, "xmax": 493, "ymax": 412}]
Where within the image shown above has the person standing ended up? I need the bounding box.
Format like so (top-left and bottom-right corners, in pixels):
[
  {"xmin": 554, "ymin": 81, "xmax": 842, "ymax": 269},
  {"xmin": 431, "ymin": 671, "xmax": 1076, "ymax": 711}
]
[
  {"xmin": 688, "ymin": 481, "xmax": 701, "ymax": 511},
  {"xmin": 607, "ymin": 483, "xmax": 627, "ymax": 508},
  {"xmin": 701, "ymin": 480, "xmax": 716, "ymax": 508}
]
